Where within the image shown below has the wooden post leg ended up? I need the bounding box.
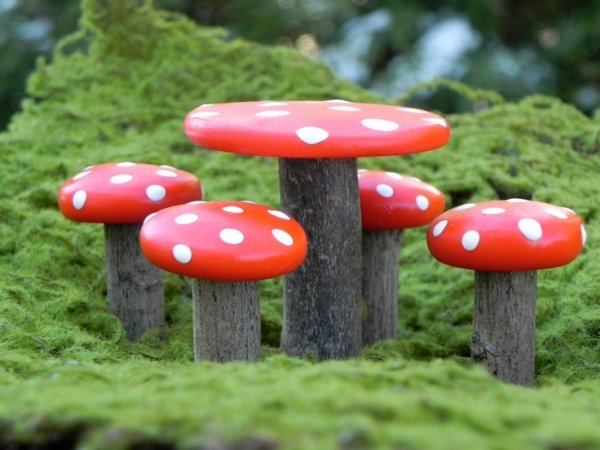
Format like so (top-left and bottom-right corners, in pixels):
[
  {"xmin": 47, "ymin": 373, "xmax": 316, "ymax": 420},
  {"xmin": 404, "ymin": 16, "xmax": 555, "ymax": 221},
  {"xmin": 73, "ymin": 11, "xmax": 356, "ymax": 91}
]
[
  {"xmin": 279, "ymin": 157, "xmax": 361, "ymax": 359},
  {"xmin": 192, "ymin": 280, "xmax": 260, "ymax": 362},
  {"xmin": 471, "ymin": 270, "xmax": 537, "ymax": 386},
  {"xmin": 361, "ymin": 230, "xmax": 403, "ymax": 346},
  {"xmin": 105, "ymin": 223, "xmax": 164, "ymax": 341}
]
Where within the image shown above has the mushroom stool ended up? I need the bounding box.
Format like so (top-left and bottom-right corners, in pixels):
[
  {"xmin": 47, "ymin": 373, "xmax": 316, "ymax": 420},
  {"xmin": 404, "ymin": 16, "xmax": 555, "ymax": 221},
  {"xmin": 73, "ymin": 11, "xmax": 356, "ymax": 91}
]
[
  {"xmin": 426, "ymin": 199, "xmax": 586, "ymax": 386},
  {"xmin": 358, "ymin": 170, "xmax": 445, "ymax": 346},
  {"xmin": 184, "ymin": 100, "xmax": 450, "ymax": 359},
  {"xmin": 58, "ymin": 162, "xmax": 203, "ymax": 341},
  {"xmin": 140, "ymin": 201, "xmax": 307, "ymax": 362}
]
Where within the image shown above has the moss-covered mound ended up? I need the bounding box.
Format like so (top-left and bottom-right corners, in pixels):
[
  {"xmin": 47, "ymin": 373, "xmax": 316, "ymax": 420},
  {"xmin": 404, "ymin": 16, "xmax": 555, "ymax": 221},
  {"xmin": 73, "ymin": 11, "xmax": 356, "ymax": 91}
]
[{"xmin": 1, "ymin": 0, "xmax": 600, "ymax": 448}]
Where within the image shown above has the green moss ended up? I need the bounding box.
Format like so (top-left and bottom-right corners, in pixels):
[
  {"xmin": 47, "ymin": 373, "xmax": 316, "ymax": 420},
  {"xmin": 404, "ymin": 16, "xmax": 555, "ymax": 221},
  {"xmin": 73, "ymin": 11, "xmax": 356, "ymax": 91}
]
[{"xmin": 1, "ymin": 0, "xmax": 600, "ymax": 447}]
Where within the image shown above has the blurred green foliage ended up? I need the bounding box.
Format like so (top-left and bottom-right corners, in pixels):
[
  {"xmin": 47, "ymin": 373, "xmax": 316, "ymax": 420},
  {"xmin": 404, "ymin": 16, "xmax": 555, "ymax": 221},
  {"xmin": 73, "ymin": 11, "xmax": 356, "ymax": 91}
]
[{"xmin": 1, "ymin": 0, "xmax": 599, "ymax": 130}]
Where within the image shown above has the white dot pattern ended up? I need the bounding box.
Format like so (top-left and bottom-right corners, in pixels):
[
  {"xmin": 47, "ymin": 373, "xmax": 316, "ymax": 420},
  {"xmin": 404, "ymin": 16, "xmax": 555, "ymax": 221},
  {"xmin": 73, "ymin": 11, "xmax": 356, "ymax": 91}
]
[
  {"xmin": 117, "ymin": 162, "xmax": 136, "ymax": 167},
  {"xmin": 546, "ymin": 208, "xmax": 568, "ymax": 219},
  {"xmin": 422, "ymin": 117, "xmax": 448, "ymax": 127},
  {"xmin": 156, "ymin": 169, "xmax": 178, "ymax": 178},
  {"xmin": 110, "ymin": 174, "xmax": 133, "ymax": 184},
  {"xmin": 296, "ymin": 126, "xmax": 329, "ymax": 144},
  {"xmin": 258, "ymin": 101, "xmax": 287, "ymax": 107},
  {"xmin": 190, "ymin": 111, "xmax": 220, "ymax": 118},
  {"xmin": 268, "ymin": 210, "xmax": 291, "ymax": 220},
  {"xmin": 73, "ymin": 190, "xmax": 87, "ymax": 210},
  {"xmin": 416, "ymin": 195, "xmax": 429, "ymax": 211},
  {"xmin": 175, "ymin": 213, "xmax": 199, "ymax": 225},
  {"xmin": 361, "ymin": 118, "xmax": 399, "ymax": 132},
  {"xmin": 397, "ymin": 107, "xmax": 427, "ymax": 114},
  {"xmin": 73, "ymin": 170, "xmax": 91, "ymax": 180},
  {"xmin": 518, "ymin": 218, "xmax": 542, "ymax": 241},
  {"xmin": 146, "ymin": 185, "xmax": 166, "ymax": 201},
  {"xmin": 376, "ymin": 184, "xmax": 394, "ymax": 198},
  {"xmin": 222, "ymin": 206, "xmax": 244, "ymax": 214},
  {"xmin": 272, "ymin": 229, "xmax": 294, "ymax": 246},
  {"xmin": 144, "ymin": 212, "xmax": 157, "ymax": 224},
  {"xmin": 428, "ymin": 200, "xmax": 586, "ymax": 270},
  {"xmin": 462, "ymin": 230, "xmax": 480, "ymax": 251},
  {"xmin": 385, "ymin": 172, "xmax": 403, "ymax": 180},
  {"xmin": 481, "ymin": 207, "xmax": 505, "ymax": 215},
  {"xmin": 173, "ymin": 244, "xmax": 192, "ymax": 264},
  {"xmin": 432, "ymin": 220, "xmax": 448, "ymax": 237},
  {"xmin": 220, "ymin": 228, "xmax": 245, "ymax": 245},
  {"xmin": 455, "ymin": 203, "xmax": 475, "ymax": 211},
  {"xmin": 329, "ymin": 106, "xmax": 361, "ymax": 112},
  {"xmin": 256, "ymin": 110, "xmax": 290, "ymax": 118}
]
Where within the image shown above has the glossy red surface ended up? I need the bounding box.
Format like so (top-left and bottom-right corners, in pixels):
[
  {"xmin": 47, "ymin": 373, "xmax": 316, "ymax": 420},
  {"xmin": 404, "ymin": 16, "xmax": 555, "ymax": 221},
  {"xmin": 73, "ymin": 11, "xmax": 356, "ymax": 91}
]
[
  {"xmin": 358, "ymin": 170, "xmax": 445, "ymax": 230},
  {"xmin": 58, "ymin": 162, "xmax": 203, "ymax": 224},
  {"xmin": 426, "ymin": 199, "xmax": 586, "ymax": 271},
  {"xmin": 140, "ymin": 201, "xmax": 308, "ymax": 282},
  {"xmin": 184, "ymin": 101, "xmax": 450, "ymax": 158}
]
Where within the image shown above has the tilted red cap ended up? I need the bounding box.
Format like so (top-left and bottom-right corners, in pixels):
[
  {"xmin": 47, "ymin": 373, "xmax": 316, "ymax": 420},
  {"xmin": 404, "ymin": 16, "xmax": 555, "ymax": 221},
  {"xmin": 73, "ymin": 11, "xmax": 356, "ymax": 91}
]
[
  {"xmin": 58, "ymin": 162, "xmax": 203, "ymax": 224},
  {"xmin": 358, "ymin": 170, "xmax": 445, "ymax": 230},
  {"xmin": 184, "ymin": 101, "xmax": 450, "ymax": 158},
  {"xmin": 140, "ymin": 201, "xmax": 308, "ymax": 282},
  {"xmin": 427, "ymin": 199, "xmax": 586, "ymax": 271}
]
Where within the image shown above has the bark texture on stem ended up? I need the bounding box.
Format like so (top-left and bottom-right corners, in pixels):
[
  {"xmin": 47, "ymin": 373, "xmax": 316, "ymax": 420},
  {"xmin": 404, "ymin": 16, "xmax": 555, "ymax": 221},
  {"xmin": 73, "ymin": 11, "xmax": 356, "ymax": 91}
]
[
  {"xmin": 361, "ymin": 230, "xmax": 403, "ymax": 346},
  {"xmin": 105, "ymin": 223, "xmax": 164, "ymax": 341},
  {"xmin": 192, "ymin": 280, "xmax": 260, "ymax": 362},
  {"xmin": 279, "ymin": 158, "xmax": 361, "ymax": 359},
  {"xmin": 471, "ymin": 270, "xmax": 537, "ymax": 387}
]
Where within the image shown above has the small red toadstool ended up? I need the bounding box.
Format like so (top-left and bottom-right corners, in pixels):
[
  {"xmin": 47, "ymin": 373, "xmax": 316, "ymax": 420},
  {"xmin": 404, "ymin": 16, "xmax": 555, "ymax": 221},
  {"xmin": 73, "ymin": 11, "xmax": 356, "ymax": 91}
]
[
  {"xmin": 358, "ymin": 170, "xmax": 445, "ymax": 346},
  {"xmin": 140, "ymin": 200, "xmax": 307, "ymax": 362},
  {"xmin": 58, "ymin": 162, "xmax": 203, "ymax": 341},
  {"xmin": 427, "ymin": 199, "xmax": 586, "ymax": 386},
  {"xmin": 184, "ymin": 100, "xmax": 450, "ymax": 359}
]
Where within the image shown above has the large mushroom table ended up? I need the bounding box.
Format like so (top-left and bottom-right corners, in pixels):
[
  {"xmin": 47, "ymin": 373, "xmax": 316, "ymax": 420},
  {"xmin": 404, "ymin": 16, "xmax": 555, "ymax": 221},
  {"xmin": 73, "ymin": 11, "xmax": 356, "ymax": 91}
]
[{"xmin": 184, "ymin": 100, "xmax": 450, "ymax": 359}]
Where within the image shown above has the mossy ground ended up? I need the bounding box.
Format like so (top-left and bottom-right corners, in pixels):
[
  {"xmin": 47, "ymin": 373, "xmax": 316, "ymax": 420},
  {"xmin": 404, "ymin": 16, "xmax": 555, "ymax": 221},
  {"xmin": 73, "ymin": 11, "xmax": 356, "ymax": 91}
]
[{"xmin": 1, "ymin": 0, "xmax": 600, "ymax": 448}]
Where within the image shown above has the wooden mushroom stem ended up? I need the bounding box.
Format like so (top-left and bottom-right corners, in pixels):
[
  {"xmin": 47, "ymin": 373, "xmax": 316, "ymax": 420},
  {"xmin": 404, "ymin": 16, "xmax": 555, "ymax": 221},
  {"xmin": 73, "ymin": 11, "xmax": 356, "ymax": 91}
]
[
  {"xmin": 104, "ymin": 223, "xmax": 165, "ymax": 341},
  {"xmin": 361, "ymin": 229, "xmax": 403, "ymax": 346},
  {"xmin": 471, "ymin": 270, "xmax": 536, "ymax": 387},
  {"xmin": 279, "ymin": 157, "xmax": 361, "ymax": 359},
  {"xmin": 192, "ymin": 280, "xmax": 260, "ymax": 362}
]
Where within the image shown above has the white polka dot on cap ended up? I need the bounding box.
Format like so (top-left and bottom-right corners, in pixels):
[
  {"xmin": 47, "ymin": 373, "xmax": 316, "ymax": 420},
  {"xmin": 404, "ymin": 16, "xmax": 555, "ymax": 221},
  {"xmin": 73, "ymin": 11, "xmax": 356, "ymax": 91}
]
[
  {"xmin": 432, "ymin": 220, "xmax": 448, "ymax": 237},
  {"xmin": 272, "ymin": 229, "xmax": 294, "ymax": 246},
  {"xmin": 222, "ymin": 206, "xmax": 244, "ymax": 214},
  {"xmin": 376, "ymin": 184, "xmax": 394, "ymax": 198},
  {"xmin": 518, "ymin": 218, "xmax": 543, "ymax": 241},
  {"xmin": 173, "ymin": 244, "xmax": 192, "ymax": 264},
  {"xmin": 220, "ymin": 228, "xmax": 245, "ymax": 245},
  {"xmin": 175, "ymin": 213, "xmax": 199, "ymax": 225},
  {"xmin": 72, "ymin": 190, "xmax": 87, "ymax": 210},
  {"xmin": 146, "ymin": 185, "xmax": 166, "ymax": 201},
  {"xmin": 256, "ymin": 110, "xmax": 290, "ymax": 118},
  {"xmin": 416, "ymin": 195, "xmax": 429, "ymax": 211},
  {"xmin": 296, "ymin": 126, "xmax": 329, "ymax": 145},
  {"xmin": 110, "ymin": 174, "xmax": 133, "ymax": 184},
  {"xmin": 462, "ymin": 230, "xmax": 480, "ymax": 251},
  {"xmin": 361, "ymin": 118, "xmax": 399, "ymax": 132}
]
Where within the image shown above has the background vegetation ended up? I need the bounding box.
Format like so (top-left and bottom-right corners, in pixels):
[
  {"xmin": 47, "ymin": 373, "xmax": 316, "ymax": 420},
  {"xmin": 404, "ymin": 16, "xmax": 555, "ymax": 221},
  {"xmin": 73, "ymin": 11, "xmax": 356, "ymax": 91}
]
[{"xmin": 1, "ymin": 0, "xmax": 599, "ymax": 129}]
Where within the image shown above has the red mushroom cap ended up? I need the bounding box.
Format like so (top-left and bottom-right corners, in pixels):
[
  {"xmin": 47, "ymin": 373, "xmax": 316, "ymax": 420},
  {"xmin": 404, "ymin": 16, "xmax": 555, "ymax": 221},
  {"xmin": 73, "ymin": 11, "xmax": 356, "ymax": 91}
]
[
  {"xmin": 184, "ymin": 101, "xmax": 450, "ymax": 158},
  {"xmin": 140, "ymin": 201, "xmax": 308, "ymax": 282},
  {"xmin": 58, "ymin": 162, "xmax": 203, "ymax": 224},
  {"xmin": 426, "ymin": 199, "xmax": 586, "ymax": 271},
  {"xmin": 358, "ymin": 170, "xmax": 445, "ymax": 230}
]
